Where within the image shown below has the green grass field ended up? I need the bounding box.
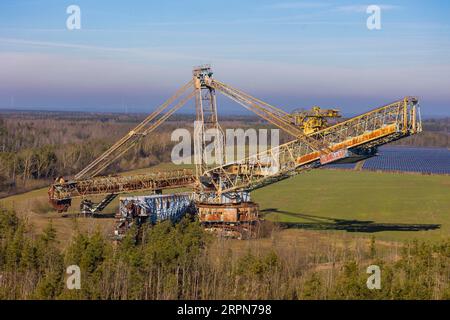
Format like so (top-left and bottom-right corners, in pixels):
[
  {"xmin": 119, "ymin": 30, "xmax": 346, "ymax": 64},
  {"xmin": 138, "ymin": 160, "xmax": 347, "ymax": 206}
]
[
  {"xmin": 1, "ymin": 165, "xmax": 449, "ymax": 243},
  {"xmin": 253, "ymin": 169, "xmax": 450, "ymax": 241},
  {"xmin": 0, "ymin": 163, "xmax": 193, "ymax": 246}
]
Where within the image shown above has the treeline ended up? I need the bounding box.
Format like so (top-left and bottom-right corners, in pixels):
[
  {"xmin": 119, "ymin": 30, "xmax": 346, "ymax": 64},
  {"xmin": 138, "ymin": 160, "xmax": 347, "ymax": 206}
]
[
  {"xmin": 0, "ymin": 208, "xmax": 449, "ymax": 300},
  {"xmin": 0, "ymin": 112, "xmax": 271, "ymax": 196},
  {"xmin": 1, "ymin": 112, "xmax": 449, "ymax": 196},
  {"xmin": 0, "ymin": 114, "xmax": 183, "ymax": 196},
  {"xmin": 391, "ymin": 117, "xmax": 450, "ymax": 148}
]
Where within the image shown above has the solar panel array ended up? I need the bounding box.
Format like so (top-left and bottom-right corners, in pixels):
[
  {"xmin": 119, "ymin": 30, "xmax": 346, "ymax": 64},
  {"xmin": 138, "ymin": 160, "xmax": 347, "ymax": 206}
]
[{"xmin": 325, "ymin": 147, "xmax": 450, "ymax": 174}]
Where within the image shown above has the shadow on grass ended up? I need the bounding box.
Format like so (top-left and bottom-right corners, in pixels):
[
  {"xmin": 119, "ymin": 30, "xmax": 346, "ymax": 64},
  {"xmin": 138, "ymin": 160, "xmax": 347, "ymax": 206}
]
[{"xmin": 261, "ymin": 208, "xmax": 441, "ymax": 233}]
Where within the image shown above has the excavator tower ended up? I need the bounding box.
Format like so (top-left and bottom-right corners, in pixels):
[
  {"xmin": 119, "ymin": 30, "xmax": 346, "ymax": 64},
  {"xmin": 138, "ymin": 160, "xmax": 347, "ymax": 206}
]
[{"xmin": 47, "ymin": 66, "xmax": 422, "ymax": 239}]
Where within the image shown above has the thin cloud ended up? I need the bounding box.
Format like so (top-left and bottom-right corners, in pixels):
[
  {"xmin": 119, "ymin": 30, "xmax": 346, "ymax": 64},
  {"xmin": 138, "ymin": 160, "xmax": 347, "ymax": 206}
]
[
  {"xmin": 0, "ymin": 37, "xmax": 199, "ymax": 61},
  {"xmin": 266, "ymin": 2, "xmax": 331, "ymax": 9},
  {"xmin": 0, "ymin": 37, "xmax": 127, "ymax": 52},
  {"xmin": 335, "ymin": 4, "xmax": 401, "ymax": 13}
]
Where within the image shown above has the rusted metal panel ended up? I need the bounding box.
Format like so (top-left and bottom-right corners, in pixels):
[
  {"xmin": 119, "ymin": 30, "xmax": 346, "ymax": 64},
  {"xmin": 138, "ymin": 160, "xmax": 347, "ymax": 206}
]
[
  {"xmin": 296, "ymin": 124, "xmax": 397, "ymax": 166},
  {"xmin": 222, "ymin": 208, "xmax": 238, "ymax": 222},
  {"xmin": 115, "ymin": 193, "xmax": 194, "ymax": 238},
  {"xmin": 48, "ymin": 169, "xmax": 196, "ymax": 204},
  {"xmin": 197, "ymin": 202, "xmax": 259, "ymax": 224},
  {"xmin": 320, "ymin": 149, "xmax": 349, "ymax": 165}
]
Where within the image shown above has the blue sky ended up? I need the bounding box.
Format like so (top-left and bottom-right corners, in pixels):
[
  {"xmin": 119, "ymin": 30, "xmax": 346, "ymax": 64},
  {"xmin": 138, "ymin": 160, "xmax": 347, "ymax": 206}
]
[{"xmin": 0, "ymin": 0, "xmax": 449, "ymax": 116}]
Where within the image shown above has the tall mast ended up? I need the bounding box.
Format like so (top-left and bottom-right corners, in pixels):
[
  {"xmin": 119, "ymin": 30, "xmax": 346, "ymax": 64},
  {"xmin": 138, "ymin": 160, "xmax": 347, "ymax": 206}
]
[{"xmin": 193, "ymin": 65, "xmax": 224, "ymax": 183}]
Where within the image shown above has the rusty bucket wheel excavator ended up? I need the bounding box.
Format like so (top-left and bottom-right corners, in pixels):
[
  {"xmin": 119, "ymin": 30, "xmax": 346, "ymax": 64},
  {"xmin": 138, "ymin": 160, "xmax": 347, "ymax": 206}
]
[{"xmin": 48, "ymin": 65, "xmax": 422, "ymax": 239}]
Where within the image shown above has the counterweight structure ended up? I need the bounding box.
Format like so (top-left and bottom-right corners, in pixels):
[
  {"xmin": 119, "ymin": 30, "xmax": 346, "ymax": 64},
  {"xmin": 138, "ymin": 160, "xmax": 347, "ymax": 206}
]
[{"xmin": 48, "ymin": 66, "xmax": 422, "ymax": 238}]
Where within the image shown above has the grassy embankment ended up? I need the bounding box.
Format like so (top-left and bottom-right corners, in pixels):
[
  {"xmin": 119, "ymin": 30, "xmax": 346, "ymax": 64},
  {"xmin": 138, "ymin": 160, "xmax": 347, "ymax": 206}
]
[{"xmin": 0, "ymin": 164, "xmax": 448, "ymax": 245}]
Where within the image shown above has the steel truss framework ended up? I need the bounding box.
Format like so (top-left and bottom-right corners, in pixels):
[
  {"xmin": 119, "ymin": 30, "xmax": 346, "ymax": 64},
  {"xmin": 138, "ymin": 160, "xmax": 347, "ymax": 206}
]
[
  {"xmin": 193, "ymin": 66, "xmax": 224, "ymax": 178},
  {"xmin": 115, "ymin": 193, "xmax": 194, "ymax": 238},
  {"xmin": 119, "ymin": 193, "xmax": 193, "ymax": 224},
  {"xmin": 48, "ymin": 67, "xmax": 422, "ymax": 212},
  {"xmin": 49, "ymin": 169, "xmax": 195, "ymax": 204},
  {"xmin": 202, "ymin": 97, "xmax": 421, "ymax": 198}
]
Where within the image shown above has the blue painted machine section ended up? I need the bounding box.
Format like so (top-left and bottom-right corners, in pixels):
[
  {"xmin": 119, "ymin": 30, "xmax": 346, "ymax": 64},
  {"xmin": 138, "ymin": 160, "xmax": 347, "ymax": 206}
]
[
  {"xmin": 199, "ymin": 191, "xmax": 252, "ymax": 204},
  {"xmin": 119, "ymin": 193, "xmax": 193, "ymax": 224}
]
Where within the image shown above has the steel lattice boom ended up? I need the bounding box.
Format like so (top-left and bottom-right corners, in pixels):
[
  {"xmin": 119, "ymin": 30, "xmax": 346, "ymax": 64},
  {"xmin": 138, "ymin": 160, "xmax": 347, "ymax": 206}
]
[
  {"xmin": 49, "ymin": 169, "xmax": 196, "ymax": 212},
  {"xmin": 75, "ymin": 80, "xmax": 195, "ymax": 180},
  {"xmin": 47, "ymin": 67, "xmax": 422, "ymax": 224},
  {"xmin": 209, "ymin": 79, "xmax": 327, "ymax": 152},
  {"xmin": 201, "ymin": 97, "xmax": 421, "ymax": 197}
]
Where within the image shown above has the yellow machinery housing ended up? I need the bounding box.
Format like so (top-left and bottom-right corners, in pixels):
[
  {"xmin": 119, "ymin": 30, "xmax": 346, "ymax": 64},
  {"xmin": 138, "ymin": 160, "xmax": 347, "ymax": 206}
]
[{"xmin": 291, "ymin": 106, "xmax": 341, "ymax": 135}]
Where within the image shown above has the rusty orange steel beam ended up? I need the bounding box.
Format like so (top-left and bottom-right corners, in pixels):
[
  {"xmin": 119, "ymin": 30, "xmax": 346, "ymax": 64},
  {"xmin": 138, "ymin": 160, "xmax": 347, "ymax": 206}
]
[
  {"xmin": 49, "ymin": 169, "xmax": 196, "ymax": 202},
  {"xmin": 210, "ymin": 79, "xmax": 327, "ymax": 152}
]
